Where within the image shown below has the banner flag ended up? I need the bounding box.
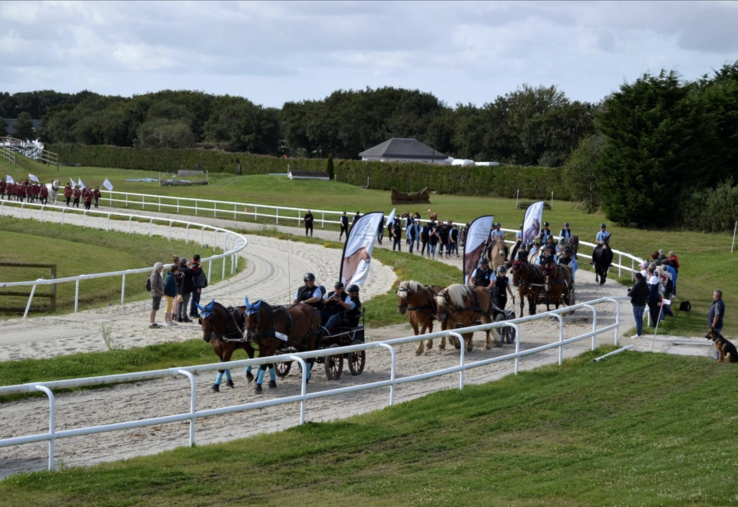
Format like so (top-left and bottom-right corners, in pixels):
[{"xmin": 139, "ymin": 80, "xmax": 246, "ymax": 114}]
[
  {"xmin": 386, "ymin": 208, "xmax": 396, "ymax": 228},
  {"xmin": 102, "ymin": 178, "xmax": 114, "ymax": 191},
  {"xmin": 340, "ymin": 211, "xmax": 383, "ymax": 287},
  {"xmin": 78, "ymin": 178, "xmax": 85, "ymax": 189},
  {"xmin": 463, "ymin": 215, "xmax": 495, "ymax": 284},
  {"xmin": 70, "ymin": 177, "xmax": 76, "ymax": 187},
  {"xmin": 6, "ymin": 175, "xmax": 14, "ymax": 184},
  {"xmin": 522, "ymin": 201, "xmax": 545, "ymax": 248},
  {"xmin": 28, "ymin": 173, "xmax": 39, "ymax": 183}
]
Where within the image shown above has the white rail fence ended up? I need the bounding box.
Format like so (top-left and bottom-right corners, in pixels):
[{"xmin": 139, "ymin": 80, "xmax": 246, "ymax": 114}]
[
  {"xmin": 0, "ymin": 201, "xmax": 248, "ymax": 317},
  {"xmin": 102, "ymin": 190, "xmax": 644, "ymax": 280},
  {"xmin": 0, "ymin": 296, "xmax": 627, "ymax": 471}
]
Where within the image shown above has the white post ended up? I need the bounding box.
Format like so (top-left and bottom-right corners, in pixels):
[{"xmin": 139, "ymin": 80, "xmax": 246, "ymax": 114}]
[
  {"xmin": 276, "ymin": 208, "xmax": 279, "ymax": 225},
  {"xmin": 35, "ymin": 386, "xmax": 55, "ymax": 471},
  {"xmin": 74, "ymin": 279, "xmax": 80, "ymax": 313},
  {"xmin": 195, "ymin": 200, "xmax": 198, "ymax": 216},
  {"xmin": 208, "ymin": 260, "xmax": 212, "ymax": 283},
  {"xmin": 213, "ymin": 202, "xmax": 217, "ymax": 218},
  {"xmin": 516, "ymin": 189, "xmax": 519, "ymax": 208},
  {"xmin": 177, "ymin": 198, "xmax": 180, "ymax": 214},
  {"xmin": 732, "ymin": 221, "xmax": 737, "ymax": 253},
  {"xmin": 631, "ymin": 258, "xmax": 635, "ymax": 281},
  {"xmin": 23, "ymin": 283, "xmax": 39, "ymax": 319},
  {"xmin": 121, "ymin": 274, "xmax": 126, "ymax": 304},
  {"xmin": 142, "ymin": 195, "xmax": 145, "ymax": 210},
  {"xmin": 233, "ymin": 204, "xmax": 237, "ymax": 220},
  {"xmin": 158, "ymin": 196, "xmax": 161, "ymax": 212},
  {"xmin": 618, "ymin": 253, "xmax": 622, "ymax": 277},
  {"xmin": 551, "ymin": 191, "xmax": 554, "ymax": 209},
  {"xmin": 321, "ymin": 212, "xmax": 325, "ymax": 229}
]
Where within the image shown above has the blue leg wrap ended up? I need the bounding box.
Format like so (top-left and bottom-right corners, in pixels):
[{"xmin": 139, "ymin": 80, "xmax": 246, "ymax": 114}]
[
  {"xmin": 306, "ymin": 361, "xmax": 312, "ymax": 380},
  {"xmin": 269, "ymin": 367, "xmax": 276, "ymax": 382},
  {"xmin": 245, "ymin": 366, "xmax": 252, "ymax": 374},
  {"xmin": 225, "ymin": 370, "xmax": 232, "ymax": 381},
  {"xmin": 256, "ymin": 368, "xmax": 265, "ymax": 385},
  {"xmin": 215, "ymin": 372, "xmax": 223, "ymax": 385}
]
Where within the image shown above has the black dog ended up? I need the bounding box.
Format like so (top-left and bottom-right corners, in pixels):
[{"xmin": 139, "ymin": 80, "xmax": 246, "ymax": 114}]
[{"xmin": 706, "ymin": 328, "xmax": 738, "ymax": 363}]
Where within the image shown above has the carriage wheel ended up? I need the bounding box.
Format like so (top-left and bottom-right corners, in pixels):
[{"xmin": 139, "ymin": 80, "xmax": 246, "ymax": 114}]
[
  {"xmin": 324, "ymin": 344, "xmax": 344, "ymax": 380},
  {"xmin": 569, "ymin": 287, "xmax": 576, "ymax": 306},
  {"xmin": 276, "ymin": 361, "xmax": 292, "ymax": 378},
  {"xmin": 348, "ymin": 338, "xmax": 366, "ymax": 376},
  {"xmin": 493, "ymin": 313, "xmax": 507, "ymax": 343}
]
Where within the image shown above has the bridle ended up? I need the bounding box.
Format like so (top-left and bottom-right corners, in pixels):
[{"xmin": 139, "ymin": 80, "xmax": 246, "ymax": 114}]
[
  {"xmin": 397, "ymin": 285, "xmax": 437, "ymax": 315},
  {"xmin": 435, "ymin": 287, "xmax": 480, "ymax": 322},
  {"xmin": 203, "ymin": 304, "xmax": 246, "ymax": 343}
]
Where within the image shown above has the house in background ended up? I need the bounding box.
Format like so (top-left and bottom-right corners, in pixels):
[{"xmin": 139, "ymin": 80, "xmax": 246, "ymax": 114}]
[
  {"xmin": 2, "ymin": 118, "xmax": 42, "ymax": 137},
  {"xmin": 359, "ymin": 138, "xmax": 450, "ymax": 165}
]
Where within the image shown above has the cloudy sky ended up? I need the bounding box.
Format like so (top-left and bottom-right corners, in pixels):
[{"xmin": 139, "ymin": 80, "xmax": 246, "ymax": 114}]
[{"xmin": 2, "ymin": 1, "xmax": 738, "ymax": 107}]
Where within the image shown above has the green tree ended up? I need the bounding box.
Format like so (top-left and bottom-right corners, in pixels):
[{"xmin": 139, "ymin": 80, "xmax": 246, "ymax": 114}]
[
  {"xmin": 135, "ymin": 118, "xmax": 196, "ymax": 149},
  {"xmin": 12, "ymin": 111, "xmax": 36, "ymax": 140},
  {"xmin": 563, "ymin": 133, "xmax": 604, "ymax": 213},
  {"xmin": 0, "ymin": 117, "xmax": 7, "ymax": 137},
  {"xmin": 326, "ymin": 153, "xmax": 335, "ymax": 180},
  {"xmin": 597, "ymin": 70, "xmax": 717, "ymax": 227}
]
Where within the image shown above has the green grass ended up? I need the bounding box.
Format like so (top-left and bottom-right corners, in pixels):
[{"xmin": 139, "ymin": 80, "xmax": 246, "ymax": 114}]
[
  {"xmin": 2, "ymin": 350, "xmax": 736, "ymax": 505},
  {"xmin": 0, "ymin": 216, "xmax": 244, "ymax": 316},
  {"xmin": 2, "ymin": 160, "xmax": 734, "ymax": 337}
]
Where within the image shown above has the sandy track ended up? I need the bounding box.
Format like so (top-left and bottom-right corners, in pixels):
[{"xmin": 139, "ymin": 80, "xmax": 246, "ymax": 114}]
[{"xmin": 0, "ymin": 203, "xmax": 639, "ymax": 478}]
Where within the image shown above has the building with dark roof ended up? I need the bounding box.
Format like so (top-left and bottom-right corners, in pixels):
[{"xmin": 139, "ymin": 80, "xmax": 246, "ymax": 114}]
[
  {"xmin": 359, "ymin": 138, "xmax": 450, "ymax": 165},
  {"xmin": 2, "ymin": 118, "xmax": 42, "ymax": 137}
]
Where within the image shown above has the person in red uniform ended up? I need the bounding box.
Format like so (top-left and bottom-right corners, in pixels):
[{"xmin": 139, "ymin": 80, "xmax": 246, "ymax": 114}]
[
  {"xmin": 18, "ymin": 182, "xmax": 26, "ymax": 202},
  {"xmin": 7, "ymin": 182, "xmax": 14, "ymax": 201},
  {"xmin": 72, "ymin": 185, "xmax": 81, "ymax": 208},
  {"xmin": 63, "ymin": 183, "xmax": 72, "ymax": 207},
  {"xmin": 0, "ymin": 179, "xmax": 6, "ymax": 200},
  {"xmin": 40, "ymin": 184, "xmax": 49, "ymax": 205},
  {"xmin": 93, "ymin": 186, "xmax": 101, "ymax": 208},
  {"xmin": 26, "ymin": 182, "xmax": 33, "ymax": 202},
  {"xmin": 83, "ymin": 187, "xmax": 92, "ymax": 210}
]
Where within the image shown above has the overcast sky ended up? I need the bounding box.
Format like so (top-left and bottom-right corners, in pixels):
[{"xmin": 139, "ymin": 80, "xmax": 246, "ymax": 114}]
[{"xmin": 2, "ymin": 1, "xmax": 738, "ymax": 107}]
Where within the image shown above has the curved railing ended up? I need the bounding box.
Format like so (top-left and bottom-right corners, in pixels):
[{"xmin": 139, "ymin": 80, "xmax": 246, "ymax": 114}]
[{"xmin": 0, "ymin": 200, "xmax": 248, "ymax": 318}]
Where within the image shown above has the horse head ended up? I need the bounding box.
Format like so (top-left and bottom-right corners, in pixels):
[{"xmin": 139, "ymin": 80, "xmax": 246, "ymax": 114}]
[
  {"xmin": 434, "ymin": 289, "xmax": 451, "ymax": 320},
  {"xmin": 243, "ymin": 297, "xmax": 268, "ymax": 342},
  {"xmin": 396, "ymin": 282, "xmax": 411, "ymax": 315},
  {"xmin": 195, "ymin": 300, "xmax": 218, "ymax": 342},
  {"xmin": 541, "ymin": 259, "xmax": 556, "ymax": 292}
]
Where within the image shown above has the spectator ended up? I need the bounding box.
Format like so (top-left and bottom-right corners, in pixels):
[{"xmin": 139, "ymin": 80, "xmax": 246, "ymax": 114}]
[
  {"xmin": 657, "ymin": 266, "xmax": 674, "ymax": 319},
  {"xmin": 427, "ymin": 208, "xmax": 437, "ymax": 222},
  {"xmin": 163, "ymin": 264, "xmax": 179, "ymax": 327},
  {"xmin": 0, "ymin": 178, "xmax": 5, "ymax": 200},
  {"xmin": 39, "ymin": 184, "xmax": 48, "ymax": 205},
  {"xmin": 406, "ymin": 217, "xmax": 417, "ymax": 253},
  {"xmin": 658, "ymin": 249, "xmax": 667, "ymax": 261},
  {"xmin": 377, "ymin": 215, "xmax": 384, "ymax": 244},
  {"xmin": 428, "ymin": 222, "xmax": 439, "ymax": 259},
  {"xmin": 404, "ymin": 212, "xmax": 413, "ymax": 245},
  {"xmin": 439, "ymin": 221, "xmax": 451, "ymax": 258},
  {"xmin": 420, "ymin": 221, "xmax": 430, "ymax": 256},
  {"xmin": 63, "ymin": 183, "xmax": 72, "ymax": 206},
  {"xmin": 304, "ymin": 209, "xmax": 314, "ymax": 237},
  {"xmin": 708, "ymin": 290, "xmax": 726, "ymax": 334},
  {"xmin": 668, "ymin": 251, "xmax": 680, "ymax": 295},
  {"xmin": 628, "ymin": 273, "xmax": 649, "ymax": 337},
  {"xmin": 189, "ymin": 255, "xmax": 207, "ymax": 319},
  {"xmin": 647, "ymin": 267, "xmax": 661, "ymax": 327},
  {"xmin": 177, "ymin": 258, "xmax": 195, "ymax": 323},
  {"xmin": 72, "ymin": 185, "xmax": 81, "ymax": 208},
  {"xmin": 93, "ymin": 186, "xmax": 101, "ymax": 208},
  {"xmin": 414, "ymin": 213, "xmax": 422, "ymax": 250},
  {"xmin": 149, "ymin": 262, "xmax": 164, "ymax": 329},
  {"xmin": 450, "ymin": 224, "xmax": 459, "ymax": 257},
  {"xmin": 351, "ymin": 211, "xmax": 360, "ymax": 232},
  {"xmin": 339, "ymin": 211, "xmax": 350, "ymax": 240},
  {"xmin": 171, "ymin": 255, "xmax": 180, "ymax": 317},
  {"xmin": 392, "ymin": 220, "xmax": 402, "ymax": 251},
  {"xmin": 83, "ymin": 187, "xmax": 92, "ymax": 210},
  {"xmin": 639, "ymin": 261, "xmax": 648, "ymax": 279}
]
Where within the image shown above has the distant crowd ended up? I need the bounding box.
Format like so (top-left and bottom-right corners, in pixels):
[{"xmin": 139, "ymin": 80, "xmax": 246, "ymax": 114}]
[
  {"xmin": 148, "ymin": 254, "xmax": 208, "ymax": 329},
  {"xmin": 0, "ymin": 178, "xmax": 49, "ymax": 204}
]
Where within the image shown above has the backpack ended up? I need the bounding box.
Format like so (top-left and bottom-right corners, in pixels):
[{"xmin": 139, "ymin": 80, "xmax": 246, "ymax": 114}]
[
  {"xmin": 197, "ymin": 268, "xmax": 208, "ymax": 289},
  {"xmin": 679, "ymin": 301, "xmax": 691, "ymax": 312},
  {"xmin": 145, "ymin": 277, "xmax": 152, "ymax": 292}
]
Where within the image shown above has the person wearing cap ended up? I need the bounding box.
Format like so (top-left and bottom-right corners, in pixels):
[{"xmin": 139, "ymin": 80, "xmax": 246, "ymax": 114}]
[
  {"xmin": 491, "ymin": 222, "xmax": 505, "ymax": 240},
  {"xmin": 628, "ymin": 272, "xmax": 649, "ymax": 337},
  {"xmin": 345, "ymin": 284, "xmax": 363, "ymax": 326},
  {"xmin": 321, "ymin": 282, "xmax": 355, "ymax": 332},
  {"xmin": 492, "ymin": 265, "xmax": 515, "ymax": 318},
  {"xmin": 293, "ymin": 273, "xmax": 323, "ymax": 307},
  {"xmin": 177, "ymin": 257, "xmax": 195, "ymax": 323},
  {"xmin": 559, "ymin": 222, "xmax": 572, "ymax": 242},
  {"xmin": 468, "ymin": 258, "xmax": 496, "ymax": 290},
  {"xmin": 558, "ymin": 247, "xmax": 578, "ymax": 281},
  {"xmin": 516, "ymin": 224, "xmax": 523, "ymax": 242},
  {"xmin": 593, "ymin": 223, "xmax": 611, "ymax": 260},
  {"xmin": 537, "ymin": 242, "xmax": 557, "ymax": 265},
  {"xmin": 539, "ymin": 221, "xmax": 553, "ymax": 244}
]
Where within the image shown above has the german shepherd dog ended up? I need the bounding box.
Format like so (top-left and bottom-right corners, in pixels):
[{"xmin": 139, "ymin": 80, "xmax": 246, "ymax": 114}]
[{"xmin": 706, "ymin": 328, "xmax": 738, "ymax": 363}]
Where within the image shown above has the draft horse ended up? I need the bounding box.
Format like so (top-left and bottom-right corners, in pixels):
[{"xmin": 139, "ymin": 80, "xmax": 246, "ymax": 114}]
[
  {"xmin": 540, "ymin": 257, "xmax": 573, "ymax": 311},
  {"xmin": 396, "ymin": 281, "xmax": 445, "ymax": 355},
  {"xmin": 511, "ymin": 259, "xmax": 545, "ymax": 316},
  {"xmin": 486, "ymin": 236, "xmax": 509, "ymax": 271},
  {"xmin": 243, "ymin": 298, "xmax": 322, "ymax": 393},
  {"xmin": 196, "ymin": 300, "xmax": 275, "ymax": 393},
  {"xmin": 434, "ymin": 284, "xmax": 495, "ymax": 352},
  {"xmin": 592, "ymin": 235, "xmax": 613, "ymax": 285}
]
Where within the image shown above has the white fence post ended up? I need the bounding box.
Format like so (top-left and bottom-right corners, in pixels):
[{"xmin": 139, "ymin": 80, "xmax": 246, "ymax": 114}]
[
  {"xmin": 618, "ymin": 253, "xmax": 622, "ymax": 277},
  {"xmin": 74, "ymin": 279, "xmax": 80, "ymax": 313},
  {"xmin": 23, "ymin": 283, "xmax": 39, "ymax": 319},
  {"xmin": 35, "ymin": 385, "xmax": 55, "ymax": 471},
  {"xmin": 732, "ymin": 221, "xmax": 737, "ymax": 253},
  {"xmin": 178, "ymin": 370, "xmax": 196, "ymax": 447},
  {"xmin": 121, "ymin": 274, "xmax": 126, "ymax": 304},
  {"xmin": 276, "ymin": 208, "xmax": 279, "ymax": 225}
]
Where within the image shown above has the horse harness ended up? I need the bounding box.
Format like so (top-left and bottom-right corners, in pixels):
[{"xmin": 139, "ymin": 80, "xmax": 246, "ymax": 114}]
[
  {"xmin": 399, "ymin": 285, "xmax": 438, "ymax": 315},
  {"xmin": 209, "ymin": 306, "xmax": 248, "ymax": 343},
  {"xmin": 438, "ymin": 286, "xmax": 484, "ymax": 322},
  {"xmin": 247, "ymin": 304, "xmax": 318, "ymax": 350}
]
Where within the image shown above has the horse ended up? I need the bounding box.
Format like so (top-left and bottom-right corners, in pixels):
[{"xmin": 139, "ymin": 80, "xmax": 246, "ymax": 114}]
[
  {"xmin": 45, "ymin": 179, "xmax": 59, "ymax": 204},
  {"xmin": 196, "ymin": 300, "xmax": 275, "ymax": 393},
  {"xmin": 511, "ymin": 259, "xmax": 545, "ymax": 316},
  {"xmin": 592, "ymin": 235, "xmax": 613, "ymax": 285},
  {"xmin": 486, "ymin": 236, "xmax": 509, "ymax": 271},
  {"xmin": 396, "ymin": 281, "xmax": 445, "ymax": 355},
  {"xmin": 540, "ymin": 257, "xmax": 573, "ymax": 311},
  {"xmin": 434, "ymin": 284, "xmax": 495, "ymax": 352},
  {"xmin": 565, "ymin": 235, "xmax": 579, "ymax": 259},
  {"xmin": 243, "ymin": 298, "xmax": 322, "ymax": 393}
]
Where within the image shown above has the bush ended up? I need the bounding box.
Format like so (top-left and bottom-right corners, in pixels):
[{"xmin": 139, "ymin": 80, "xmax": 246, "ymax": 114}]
[
  {"xmin": 682, "ymin": 180, "xmax": 738, "ymax": 232},
  {"xmin": 326, "ymin": 153, "xmax": 335, "ymax": 180}
]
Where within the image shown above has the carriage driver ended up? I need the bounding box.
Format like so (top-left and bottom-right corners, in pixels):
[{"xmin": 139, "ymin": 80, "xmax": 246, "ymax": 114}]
[
  {"xmin": 558, "ymin": 247, "xmax": 578, "ymax": 281},
  {"xmin": 468, "ymin": 258, "xmax": 496, "ymax": 291},
  {"xmin": 292, "ymin": 273, "xmax": 323, "ymax": 308},
  {"xmin": 559, "ymin": 222, "xmax": 572, "ymax": 242},
  {"xmin": 539, "ymin": 222, "xmax": 553, "ymax": 243},
  {"xmin": 321, "ymin": 282, "xmax": 355, "ymax": 332}
]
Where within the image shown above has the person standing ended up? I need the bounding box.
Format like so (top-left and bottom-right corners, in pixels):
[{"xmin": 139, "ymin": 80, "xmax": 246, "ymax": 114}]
[
  {"xmin": 420, "ymin": 221, "xmax": 430, "ymax": 256},
  {"xmin": 377, "ymin": 215, "xmax": 385, "ymax": 244},
  {"xmin": 149, "ymin": 262, "xmax": 164, "ymax": 329},
  {"xmin": 646, "ymin": 267, "xmax": 661, "ymax": 328},
  {"xmin": 189, "ymin": 254, "xmax": 206, "ymax": 319},
  {"xmin": 351, "ymin": 211, "xmax": 360, "ymax": 232},
  {"xmin": 177, "ymin": 258, "xmax": 195, "ymax": 323},
  {"xmin": 450, "ymin": 224, "xmax": 459, "ymax": 257},
  {"xmin": 628, "ymin": 273, "xmax": 649, "ymax": 337},
  {"xmin": 709, "ymin": 290, "xmax": 726, "ymax": 334},
  {"xmin": 0, "ymin": 178, "xmax": 5, "ymax": 200},
  {"xmin": 559, "ymin": 222, "xmax": 572, "ymax": 242},
  {"xmin": 163, "ymin": 264, "xmax": 179, "ymax": 327},
  {"xmin": 93, "ymin": 186, "xmax": 101, "ymax": 208},
  {"xmin": 428, "ymin": 222, "xmax": 439, "ymax": 259},
  {"xmin": 63, "ymin": 183, "xmax": 72, "ymax": 206},
  {"xmin": 339, "ymin": 212, "xmax": 350, "ymax": 240},
  {"xmin": 72, "ymin": 185, "xmax": 81, "ymax": 208},
  {"xmin": 83, "ymin": 187, "xmax": 92, "ymax": 210},
  {"xmin": 392, "ymin": 220, "xmax": 402, "ymax": 251},
  {"xmin": 407, "ymin": 218, "xmax": 417, "ymax": 253},
  {"xmin": 39, "ymin": 184, "xmax": 48, "ymax": 205},
  {"xmin": 304, "ymin": 209, "xmax": 314, "ymax": 237}
]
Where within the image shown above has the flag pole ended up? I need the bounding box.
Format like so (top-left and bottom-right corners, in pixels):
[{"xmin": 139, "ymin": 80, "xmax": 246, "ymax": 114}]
[
  {"xmin": 286, "ymin": 239, "xmax": 291, "ymax": 305},
  {"xmin": 732, "ymin": 221, "xmax": 737, "ymax": 254}
]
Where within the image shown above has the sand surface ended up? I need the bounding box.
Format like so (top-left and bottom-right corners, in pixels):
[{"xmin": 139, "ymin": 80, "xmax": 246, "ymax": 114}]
[{"xmin": 0, "ymin": 202, "xmax": 674, "ymax": 478}]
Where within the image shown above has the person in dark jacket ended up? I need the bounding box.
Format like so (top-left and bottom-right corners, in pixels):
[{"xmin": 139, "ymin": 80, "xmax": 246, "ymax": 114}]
[
  {"xmin": 628, "ymin": 272, "xmax": 649, "ymax": 337},
  {"xmin": 177, "ymin": 258, "xmax": 195, "ymax": 323},
  {"xmin": 340, "ymin": 212, "xmax": 350, "ymax": 241},
  {"xmin": 392, "ymin": 220, "xmax": 402, "ymax": 251},
  {"xmin": 163, "ymin": 264, "xmax": 179, "ymax": 327},
  {"xmin": 646, "ymin": 267, "xmax": 661, "ymax": 329},
  {"xmin": 189, "ymin": 255, "xmax": 204, "ymax": 319}
]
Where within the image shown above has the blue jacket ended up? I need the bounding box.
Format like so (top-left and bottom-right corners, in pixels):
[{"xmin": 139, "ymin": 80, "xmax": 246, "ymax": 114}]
[{"xmin": 163, "ymin": 271, "xmax": 178, "ymax": 297}]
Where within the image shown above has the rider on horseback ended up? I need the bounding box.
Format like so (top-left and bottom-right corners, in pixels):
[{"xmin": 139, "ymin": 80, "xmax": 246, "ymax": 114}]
[
  {"xmin": 321, "ymin": 281, "xmax": 355, "ymax": 332},
  {"xmin": 539, "ymin": 221, "xmax": 553, "ymax": 243},
  {"xmin": 559, "ymin": 222, "xmax": 572, "ymax": 241},
  {"xmin": 491, "ymin": 223, "xmax": 505, "ymax": 240},
  {"xmin": 293, "ymin": 273, "xmax": 324, "ymax": 308},
  {"xmin": 469, "ymin": 258, "xmax": 496, "ymax": 291},
  {"xmin": 593, "ymin": 223, "xmax": 611, "ymax": 260}
]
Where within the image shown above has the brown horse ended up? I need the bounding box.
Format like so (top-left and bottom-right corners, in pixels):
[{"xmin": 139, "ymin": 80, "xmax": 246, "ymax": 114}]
[
  {"xmin": 565, "ymin": 235, "xmax": 579, "ymax": 259},
  {"xmin": 242, "ymin": 298, "xmax": 322, "ymax": 393},
  {"xmin": 486, "ymin": 236, "xmax": 509, "ymax": 271},
  {"xmin": 196, "ymin": 300, "xmax": 275, "ymax": 393},
  {"xmin": 434, "ymin": 284, "xmax": 495, "ymax": 352},
  {"xmin": 511, "ymin": 259, "xmax": 545, "ymax": 316},
  {"xmin": 593, "ymin": 235, "xmax": 613, "ymax": 285},
  {"xmin": 396, "ymin": 281, "xmax": 445, "ymax": 355},
  {"xmin": 540, "ymin": 257, "xmax": 573, "ymax": 311}
]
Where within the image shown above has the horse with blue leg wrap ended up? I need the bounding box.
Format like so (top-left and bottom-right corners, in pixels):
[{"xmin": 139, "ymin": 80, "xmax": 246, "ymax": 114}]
[
  {"xmin": 196, "ymin": 300, "xmax": 276, "ymax": 393},
  {"xmin": 242, "ymin": 298, "xmax": 322, "ymax": 394}
]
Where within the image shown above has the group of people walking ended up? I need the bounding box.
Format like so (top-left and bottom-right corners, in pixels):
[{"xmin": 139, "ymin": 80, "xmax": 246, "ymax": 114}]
[
  {"xmin": 386, "ymin": 211, "xmax": 461, "ymax": 259},
  {"xmin": 149, "ymin": 254, "xmax": 208, "ymax": 329},
  {"xmin": 62, "ymin": 183, "xmax": 101, "ymax": 209},
  {"xmin": 0, "ymin": 178, "xmax": 49, "ymax": 203}
]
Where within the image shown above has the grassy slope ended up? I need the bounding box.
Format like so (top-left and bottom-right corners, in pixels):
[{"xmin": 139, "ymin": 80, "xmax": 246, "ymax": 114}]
[
  {"xmin": 2, "ymin": 160, "xmax": 734, "ymax": 335},
  {"xmin": 2, "ymin": 350, "xmax": 737, "ymax": 506},
  {"xmin": 0, "ymin": 216, "xmax": 243, "ymax": 316}
]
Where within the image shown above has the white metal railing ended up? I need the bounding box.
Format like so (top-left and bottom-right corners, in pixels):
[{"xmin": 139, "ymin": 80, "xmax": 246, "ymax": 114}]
[
  {"xmin": 0, "ymin": 296, "xmax": 627, "ymax": 471},
  {"xmin": 102, "ymin": 190, "xmax": 644, "ymax": 280},
  {"xmin": 0, "ymin": 201, "xmax": 248, "ymax": 317}
]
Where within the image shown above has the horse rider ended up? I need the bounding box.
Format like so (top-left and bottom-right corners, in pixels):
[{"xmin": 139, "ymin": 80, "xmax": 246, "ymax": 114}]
[
  {"xmin": 491, "ymin": 222, "xmax": 506, "ymax": 240},
  {"xmin": 345, "ymin": 284, "xmax": 363, "ymax": 327},
  {"xmin": 468, "ymin": 257, "xmax": 496, "ymax": 291},
  {"xmin": 292, "ymin": 273, "xmax": 324, "ymax": 308},
  {"xmin": 320, "ymin": 282, "xmax": 355, "ymax": 332},
  {"xmin": 558, "ymin": 247, "xmax": 578, "ymax": 281},
  {"xmin": 539, "ymin": 221, "xmax": 553, "ymax": 244},
  {"xmin": 492, "ymin": 265, "xmax": 515, "ymax": 318},
  {"xmin": 593, "ymin": 223, "xmax": 611, "ymax": 259},
  {"xmin": 516, "ymin": 224, "xmax": 523, "ymax": 243},
  {"xmin": 559, "ymin": 222, "xmax": 572, "ymax": 242},
  {"xmin": 537, "ymin": 243, "xmax": 557, "ymax": 265}
]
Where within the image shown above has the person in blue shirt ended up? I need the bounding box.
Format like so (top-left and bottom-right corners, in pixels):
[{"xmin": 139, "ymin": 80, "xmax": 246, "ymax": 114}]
[
  {"xmin": 593, "ymin": 223, "xmax": 611, "ymax": 260},
  {"xmin": 516, "ymin": 224, "xmax": 523, "ymax": 242},
  {"xmin": 321, "ymin": 281, "xmax": 356, "ymax": 332},
  {"xmin": 539, "ymin": 222, "xmax": 553, "ymax": 244},
  {"xmin": 558, "ymin": 247, "xmax": 577, "ymax": 281},
  {"xmin": 709, "ymin": 290, "xmax": 726, "ymax": 334},
  {"xmin": 491, "ymin": 223, "xmax": 506, "ymax": 240},
  {"xmin": 559, "ymin": 222, "xmax": 572, "ymax": 242}
]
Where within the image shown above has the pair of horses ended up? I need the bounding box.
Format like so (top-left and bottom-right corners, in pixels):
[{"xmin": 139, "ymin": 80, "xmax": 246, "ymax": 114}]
[
  {"xmin": 196, "ymin": 299, "xmax": 321, "ymax": 394},
  {"xmin": 397, "ymin": 281, "xmax": 509, "ymax": 355},
  {"xmin": 510, "ymin": 251, "xmax": 574, "ymax": 317}
]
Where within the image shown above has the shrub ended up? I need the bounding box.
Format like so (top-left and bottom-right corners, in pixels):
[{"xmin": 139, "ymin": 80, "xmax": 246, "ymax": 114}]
[{"xmin": 682, "ymin": 180, "xmax": 738, "ymax": 232}]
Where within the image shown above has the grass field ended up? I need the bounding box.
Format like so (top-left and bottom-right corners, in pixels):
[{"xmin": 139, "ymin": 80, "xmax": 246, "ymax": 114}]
[
  {"xmin": 0, "ymin": 216, "xmax": 243, "ymax": 316},
  {"xmin": 2, "ymin": 159, "xmax": 735, "ymax": 336},
  {"xmin": 2, "ymin": 349, "xmax": 736, "ymax": 505}
]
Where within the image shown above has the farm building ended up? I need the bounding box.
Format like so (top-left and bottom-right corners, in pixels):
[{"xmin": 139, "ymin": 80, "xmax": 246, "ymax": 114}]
[{"xmin": 359, "ymin": 138, "xmax": 450, "ymax": 165}]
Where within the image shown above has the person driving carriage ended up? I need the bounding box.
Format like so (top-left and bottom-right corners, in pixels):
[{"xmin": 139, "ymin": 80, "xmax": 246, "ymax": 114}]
[
  {"xmin": 468, "ymin": 258, "xmax": 496, "ymax": 290},
  {"xmin": 558, "ymin": 247, "xmax": 578, "ymax": 281},
  {"xmin": 539, "ymin": 221, "xmax": 553, "ymax": 243},
  {"xmin": 492, "ymin": 266, "xmax": 515, "ymax": 318},
  {"xmin": 321, "ymin": 281, "xmax": 355, "ymax": 332},
  {"xmin": 293, "ymin": 273, "xmax": 323, "ymax": 308},
  {"xmin": 537, "ymin": 243, "xmax": 557, "ymax": 265}
]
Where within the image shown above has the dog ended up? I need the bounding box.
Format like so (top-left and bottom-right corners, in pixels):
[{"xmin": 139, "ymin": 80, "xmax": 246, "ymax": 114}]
[{"xmin": 706, "ymin": 328, "xmax": 738, "ymax": 363}]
